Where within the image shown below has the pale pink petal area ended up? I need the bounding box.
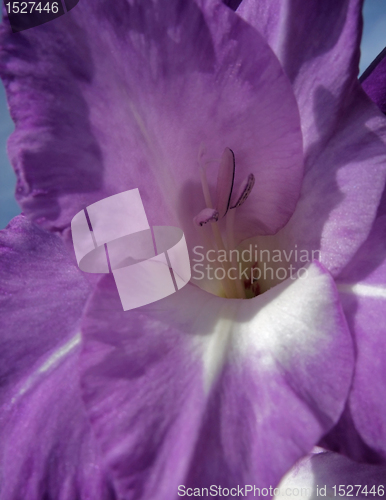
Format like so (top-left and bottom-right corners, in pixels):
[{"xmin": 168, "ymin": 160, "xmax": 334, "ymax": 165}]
[
  {"xmin": 0, "ymin": 0, "xmax": 303, "ymax": 246},
  {"xmin": 79, "ymin": 262, "xmax": 353, "ymax": 499}
]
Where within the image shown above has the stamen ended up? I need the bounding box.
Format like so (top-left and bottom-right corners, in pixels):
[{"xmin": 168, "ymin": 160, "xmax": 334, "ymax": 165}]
[
  {"xmin": 225, "ymin": 207, "xmax": 246, "ymax": 299},
  {"xmin": 194, "ymin": 208, "xmax": 219, "ymax": 226},
  {"xmin": 194, "ymin": 145, "xmax": 257, "ymax": 300},
  {"xmin": 199, "ymin": 166, "xmax": 214, "ymax": 209},
  {"xmin": 230, "ymin": 173, "xmax": 255, "ymax": 209},
  {"xmin": 215, "ymin": 148, "xmax": 235, "ymax": 218}
]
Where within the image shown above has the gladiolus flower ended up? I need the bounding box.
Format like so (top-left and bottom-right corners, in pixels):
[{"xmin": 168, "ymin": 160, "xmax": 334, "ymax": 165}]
[{"xmin": 0, "ymin": 1, "xmax": 386, "ymax": 499}]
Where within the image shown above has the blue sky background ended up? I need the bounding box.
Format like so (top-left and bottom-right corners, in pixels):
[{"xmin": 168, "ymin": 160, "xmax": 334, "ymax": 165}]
[{"xmin": 1, "ymin": 0, "xmax": 386, "ymax": 228}]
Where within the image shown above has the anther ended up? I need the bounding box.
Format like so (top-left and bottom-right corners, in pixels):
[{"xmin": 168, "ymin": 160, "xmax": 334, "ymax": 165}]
[
  {"xmin": 215, "ymin": 148, "xmax": 235, "ymax": 218},
  {"xmin": 194, "ymin": 208, "xmax": 219, "ymax": 226},
  {"xmin": 230, "ymin": 173, "xmax": 255, "ymax": 209}
]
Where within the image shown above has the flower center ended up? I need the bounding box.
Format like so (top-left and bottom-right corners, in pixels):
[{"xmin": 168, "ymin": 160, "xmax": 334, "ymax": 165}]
[{"xmin": 193, "ymin": 146, "xmax": 257, "ymax": 299}]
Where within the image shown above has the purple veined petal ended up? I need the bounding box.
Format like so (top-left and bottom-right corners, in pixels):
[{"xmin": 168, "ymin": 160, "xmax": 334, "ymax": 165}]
[
  {"xmin": 236, "ymin": 0, "xmax": 386, "ymax": 275},
  {"xmin": 361, "ymin": 47, "xmax": 386, "ymax": 115},
  {"xmin": 275, "ymin": 448, "xmax": 386, "ymax": 498},
  {"xmin": 237, "ymin": 0, "xmax": 363, "ymax": 165},
  {"xmin": 0, "ymin": 215, "xmax": 90, "ymax": 406},
  {"xmin": 249, "ymin": 88, "xmax": 386, "ymax": 278},
  {"xmin": 287, "ymin": 89, "xmax": 386, "ymax": 276},
  {"xmin": 215, "ymin": 147, "xmax": 235, "ymax": 219},
  {"xmin": 0, "ymin": 216, "xmax": 114, "ymax": 499},
  {"xmin": 0, "ymin": 0, "xmax": 303, "ymax": 247},
  {"xmin": 79, "ymin": 262, "xmax": 353, "ymax": 499},
  {"xmin": 326, "ymin": 213, "xmax": 386, "ymax": 462},
  {"xmin": 0, "ymin": 345, "xmax": 116, "ymax": 500}
]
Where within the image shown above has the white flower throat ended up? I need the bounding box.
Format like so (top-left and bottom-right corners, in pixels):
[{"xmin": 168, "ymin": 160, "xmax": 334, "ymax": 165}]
[{"xmin": 192, "ymin": 146, "xmax": 321, "ymax": 299}]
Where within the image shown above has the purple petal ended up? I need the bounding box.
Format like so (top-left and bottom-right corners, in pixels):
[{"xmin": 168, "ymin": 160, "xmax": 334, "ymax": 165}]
[
  {"xmin": 361, "ymin": 47, "xmax": 386, "ymax": 115},
  {"xmin": 256, "ymin": 89, "xmax": 386, "ymax": 277},
  {"xmin": 79, "ymin": 262, "xmax": 353, "ymax": 498},
  {"xmin": 0, "ymin": 216, "xmax": 113, "ymax": 499},
  {"xmin": 238, "ymin": 0, "xmax": 363, "ymax": 163},
  {"xmin": 0, "ymin": 0, "xmax": 303, "ymax": 245},
  {"xmin": 331, "ymin": 213, "xmax": 386, "ymax": 461},
  {"xmin": 276, "ymin": 448, "xmax": 386, "ymax": 498},
  {"xmin": 0, "ymin": 215, "xmax": 90, "ymax": 404},
  {"xmin": 0, "ymin": 345, "xmax": 116, "ymax": 500},
  {"xmin": 237, "ymin": 0, "xmax": 386, "ymax": 275}
]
